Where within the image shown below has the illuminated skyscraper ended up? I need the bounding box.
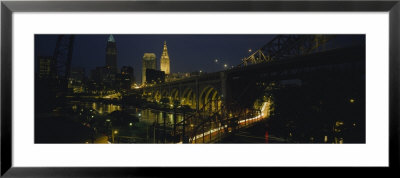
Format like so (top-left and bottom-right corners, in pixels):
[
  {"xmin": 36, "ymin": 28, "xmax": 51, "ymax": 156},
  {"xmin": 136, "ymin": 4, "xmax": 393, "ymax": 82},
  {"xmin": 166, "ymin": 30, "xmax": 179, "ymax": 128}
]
[
  {"xmin": 160, "ymin": 41, "xmax": 170, "ymax": 75},
  {"xmin": 142, "ymin": 53, "xmax": 157, "ymax": 84},
  {"xmin": 105, "ymin": 35, "xmax": 117, "ymax": 73}
]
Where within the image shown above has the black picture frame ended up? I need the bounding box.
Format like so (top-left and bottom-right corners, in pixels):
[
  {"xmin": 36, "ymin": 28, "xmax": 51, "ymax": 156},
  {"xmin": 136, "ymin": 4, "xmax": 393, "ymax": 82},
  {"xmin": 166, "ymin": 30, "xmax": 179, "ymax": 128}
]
[{"xmin": 1, "ymin": 0, "xmax": 399, "ymax": 177}]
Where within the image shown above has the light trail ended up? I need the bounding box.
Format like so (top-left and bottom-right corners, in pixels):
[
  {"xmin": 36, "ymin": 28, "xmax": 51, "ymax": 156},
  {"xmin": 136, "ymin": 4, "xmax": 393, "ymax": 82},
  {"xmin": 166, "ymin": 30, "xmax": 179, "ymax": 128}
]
[
  {"xmin": 102, "ymin": 92, "xmax": 121, "ymax": 99},
  {"xmin": 190, "ymin": 101, "xmax": 270, "ymax": 143}
]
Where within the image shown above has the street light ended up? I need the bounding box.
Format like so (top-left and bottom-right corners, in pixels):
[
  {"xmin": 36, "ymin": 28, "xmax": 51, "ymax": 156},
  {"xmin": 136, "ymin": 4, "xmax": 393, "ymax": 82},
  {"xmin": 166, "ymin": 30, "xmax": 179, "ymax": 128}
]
[
  {"xmin": 215, "ymin": 59, "xmax": 218, "ymax": 63},
  {"xmin": 112, "ymin": 129, "xmax": 118, "ymax": 143},
  {"xmin": 248, "ymin": 49, "xmax": 252, "ymax": 53},
  {"xmin": 224, "ymin": 64, "xmax": 228, "ymax": 68}
]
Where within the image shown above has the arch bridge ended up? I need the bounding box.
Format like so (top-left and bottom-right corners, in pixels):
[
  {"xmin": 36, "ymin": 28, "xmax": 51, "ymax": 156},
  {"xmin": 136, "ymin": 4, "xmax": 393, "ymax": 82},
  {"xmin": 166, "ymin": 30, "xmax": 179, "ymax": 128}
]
[
  {"xmin": 143, "ymin": 71, "xmax": 226, "ymax": 113},
  {"xmin": 142, "ymin": 44, "xmax": 365, "ymax": 115}
]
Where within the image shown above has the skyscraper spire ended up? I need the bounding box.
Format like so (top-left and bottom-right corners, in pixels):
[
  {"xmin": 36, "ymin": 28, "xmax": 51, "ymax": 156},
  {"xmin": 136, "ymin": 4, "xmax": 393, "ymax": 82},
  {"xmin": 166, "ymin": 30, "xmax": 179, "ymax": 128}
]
[
  {"xmin": 160, "ymin": 41, "xmax": 170, "ymax": 75},
  {"xmin": 108, "ymin": 34, "xmax": 115, "ymax": 43},
  {"xmin": 162, "ymin": 41, "xmax": 168, "ymax": 56}
]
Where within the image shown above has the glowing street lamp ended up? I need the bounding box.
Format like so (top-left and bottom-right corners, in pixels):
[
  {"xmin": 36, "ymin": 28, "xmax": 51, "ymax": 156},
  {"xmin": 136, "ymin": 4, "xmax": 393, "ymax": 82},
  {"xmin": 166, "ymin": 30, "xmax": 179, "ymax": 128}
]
[
  {"xmin": 111, "ymin": 129, "xmax": 118, "ymax": 143},
  {"xmin": 224, "ymin": 64, "xmax": 228, "ymax": 68}
]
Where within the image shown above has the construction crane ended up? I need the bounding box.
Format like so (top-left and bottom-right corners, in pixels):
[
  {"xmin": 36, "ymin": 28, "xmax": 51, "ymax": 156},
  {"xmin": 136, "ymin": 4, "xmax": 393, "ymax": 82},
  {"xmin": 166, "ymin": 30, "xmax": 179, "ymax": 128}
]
[{"xmin": 52, "ymin": 35, "xmax": 75, "ymax": 91}]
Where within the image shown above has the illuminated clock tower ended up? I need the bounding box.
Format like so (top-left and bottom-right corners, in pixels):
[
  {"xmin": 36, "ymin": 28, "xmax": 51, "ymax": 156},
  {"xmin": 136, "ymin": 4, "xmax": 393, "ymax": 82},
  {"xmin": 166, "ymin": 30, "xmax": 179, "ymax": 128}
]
[{"xmin": 160, "ymin": 41, "xmax": 170, "ymax": 75}]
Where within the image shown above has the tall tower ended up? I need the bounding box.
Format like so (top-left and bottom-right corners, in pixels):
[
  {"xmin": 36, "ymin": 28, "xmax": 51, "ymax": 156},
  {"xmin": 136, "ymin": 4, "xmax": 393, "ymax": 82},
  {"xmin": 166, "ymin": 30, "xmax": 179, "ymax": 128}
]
[
  {"xmin": 106, "ymin": 35, "xmax": 117, "ymax": 73},
  {"xmin": 160, "ymin": 41, "xmax": 170, "ymax": 75},
  {"xmin": 142, "ymin": 53, "xmax": 157, "ymax": 85}
]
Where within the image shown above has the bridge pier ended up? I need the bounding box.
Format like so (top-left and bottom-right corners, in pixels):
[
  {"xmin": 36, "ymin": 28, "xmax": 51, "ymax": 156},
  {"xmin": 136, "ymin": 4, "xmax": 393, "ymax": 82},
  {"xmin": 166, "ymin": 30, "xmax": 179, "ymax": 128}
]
[
  {"xmin": 220, "ymin": 71, "xmax": 227, "ymax": 110},
  {"xmin": 195, "ymin": 79, "xmax": 199, "ymax": 111}
]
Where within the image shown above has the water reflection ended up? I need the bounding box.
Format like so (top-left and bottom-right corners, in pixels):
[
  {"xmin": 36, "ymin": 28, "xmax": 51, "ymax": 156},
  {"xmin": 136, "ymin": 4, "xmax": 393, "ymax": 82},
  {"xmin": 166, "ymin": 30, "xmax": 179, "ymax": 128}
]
[
  {"xmin": 139, "ymin": 109, "xmax": 183, "ymax": 126},
  {"xmin": 69, "ymin": 100, "xmax": 271, "ymax": 144},
  {"xmin": 71, "ymin": 101, "xmax": 184, "ymax": 143},
  {"xmin": 91, "ymin": 102, "xmax": 121, "ymax": 114}
]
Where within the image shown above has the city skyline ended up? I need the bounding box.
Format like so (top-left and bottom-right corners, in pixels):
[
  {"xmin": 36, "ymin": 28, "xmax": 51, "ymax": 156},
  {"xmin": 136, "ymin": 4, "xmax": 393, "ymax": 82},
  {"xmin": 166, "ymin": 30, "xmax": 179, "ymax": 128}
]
[
  {"xmin": 35, "ymin": 34, "xmax": 278, "ymax": 83},
  {"xmin": 35, "ymin": 34, "xmax": 366, "ymax": 144}
]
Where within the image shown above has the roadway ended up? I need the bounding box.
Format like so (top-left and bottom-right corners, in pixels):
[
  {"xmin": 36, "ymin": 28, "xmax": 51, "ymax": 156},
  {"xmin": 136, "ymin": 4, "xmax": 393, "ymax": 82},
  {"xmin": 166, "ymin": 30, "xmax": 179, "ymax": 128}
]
[{"xmin": 190, "ymin": 101, "xmax": 271, "ymax": 143}]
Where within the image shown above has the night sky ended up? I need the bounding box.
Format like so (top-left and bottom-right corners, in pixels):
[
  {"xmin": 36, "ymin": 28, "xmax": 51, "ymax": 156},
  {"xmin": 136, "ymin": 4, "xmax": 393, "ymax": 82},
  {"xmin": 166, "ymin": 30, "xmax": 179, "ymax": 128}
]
[
  {"xmin": 35, "ymin": 34, "xmax": 364, "ymax": 84},
  {"xmin": 35, "ymin": 34, "xmax": 276, "ymax": 83}
]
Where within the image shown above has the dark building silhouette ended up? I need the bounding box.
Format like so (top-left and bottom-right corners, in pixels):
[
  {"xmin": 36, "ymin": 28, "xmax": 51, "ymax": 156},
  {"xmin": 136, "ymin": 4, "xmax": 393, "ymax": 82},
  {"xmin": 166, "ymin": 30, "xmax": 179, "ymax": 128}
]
[
  {"xmin": 68, "ymin": 67, "xmax": 85, "ymax": 93},
  {"xmin": 90, "ymin": 66, "xmax": 105, "ymax": 83},
  {"xmin": 38, "ymin": 56, "xmax": 56, "ymax": 79},
  {"xmin": 102, "ymin": 67, "xmax": 116, "ymax": 87},
  {"xmin": 146, "ymin": 69, "xmax": 165, "ymax": 84},
  {"xmin": 121, "ymin": 66, "xmax": 134, "ymax": 78},
  {"xmin": 69, "ymin": 67, "xmax": 85, "ymax": 82},
  {"xmin": 103, "ymin": 35, "xmax": 119, "ymax": 88},
  {"xmin": 106, "ymin": 35, "xmax": 117, "ymax": 74},
  {"xmin": 119, "ymin": 66, "xmax": 135, "ymax": 89}
]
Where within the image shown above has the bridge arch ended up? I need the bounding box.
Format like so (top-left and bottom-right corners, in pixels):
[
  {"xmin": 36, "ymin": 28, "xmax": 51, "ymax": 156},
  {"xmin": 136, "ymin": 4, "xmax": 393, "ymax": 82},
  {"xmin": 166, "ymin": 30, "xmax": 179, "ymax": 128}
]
[
  {"xmin": 211, "ymin": 90, "xmax": 222, "ymax": 113},
  {"xmin": 199, "ymin": 86, "xmax": 221, "ymax": 112},
  {"xmin": 170, "ymin": 88, "xmax": 180, "ymax": 103},
  {"xmin": 154, "ymin": 90, "xmax": 162, "ymax": 102},
  {"xmin": 160, "ymin": 89, "xmax": 169, "ymax": 102},
  {"xmin": 182, "ymin": 87, "xmax": 196, "ymax": 108}
]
